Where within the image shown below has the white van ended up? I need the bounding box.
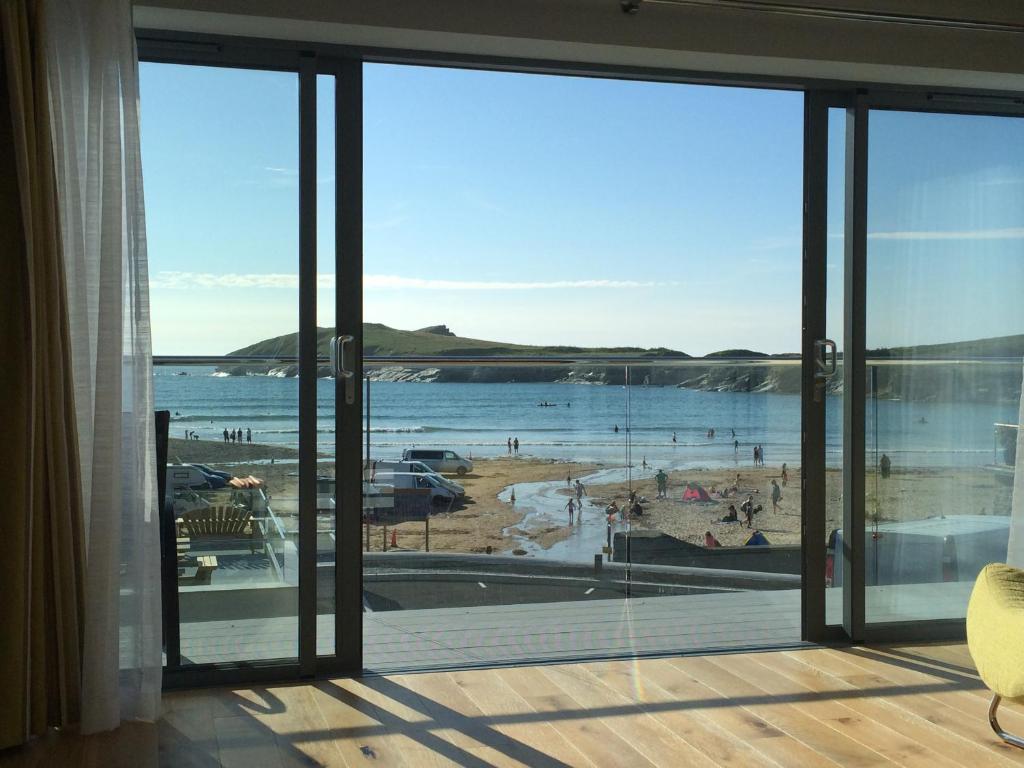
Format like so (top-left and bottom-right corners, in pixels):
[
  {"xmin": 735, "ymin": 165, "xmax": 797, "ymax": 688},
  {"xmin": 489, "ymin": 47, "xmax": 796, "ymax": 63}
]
[
  {"xmin": 364, "ymin": 460, "xmax": 465, "ymax": 496},
  {"xmin": 400, "ymin": 449, "xmax": 473, "ymax": 476},
  {"xmin": 372, "ymin": 471, "xmax": 458, "ymax": 506}
]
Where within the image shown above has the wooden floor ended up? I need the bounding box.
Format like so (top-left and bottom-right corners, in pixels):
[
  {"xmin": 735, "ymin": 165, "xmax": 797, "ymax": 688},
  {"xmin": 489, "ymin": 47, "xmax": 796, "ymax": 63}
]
[{"xmin": 4, "ymin": 643, "xmax": 1023, "ymax": 767}]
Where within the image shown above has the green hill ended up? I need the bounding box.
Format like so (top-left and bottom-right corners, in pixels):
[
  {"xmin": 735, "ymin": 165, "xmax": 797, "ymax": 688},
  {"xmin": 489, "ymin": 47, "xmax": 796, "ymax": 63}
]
[
  {"xmin": 219, "ymin": 325, "xmax": 1024, "ymax": 403},
  {"xmin": 225, "ymin": 323, "xmax": 690, "ymax": 361}
]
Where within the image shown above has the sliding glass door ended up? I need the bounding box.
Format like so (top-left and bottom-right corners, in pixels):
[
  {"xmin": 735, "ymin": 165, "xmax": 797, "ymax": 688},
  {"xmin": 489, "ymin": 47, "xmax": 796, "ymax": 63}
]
[
  {"xmin": 142, "ymin": 62, "xmax": 303, "ymax": 668},
  {"xmin": 356, "ymin": 64, "xmax": 807, "ymax": 671},
  {"xmin": 860, "ymin": 106, "xmax": 1024, "ymax": 628},
  {"xmin": 811, "ymin": 95, "xmax": 1024, "ymax": 641}
]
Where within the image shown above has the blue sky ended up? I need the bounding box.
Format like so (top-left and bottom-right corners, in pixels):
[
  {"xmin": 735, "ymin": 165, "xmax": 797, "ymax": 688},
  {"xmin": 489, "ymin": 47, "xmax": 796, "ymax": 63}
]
[{"xmin": 140, "ymin": 63, "xmax": 1024, "ymax": 356}]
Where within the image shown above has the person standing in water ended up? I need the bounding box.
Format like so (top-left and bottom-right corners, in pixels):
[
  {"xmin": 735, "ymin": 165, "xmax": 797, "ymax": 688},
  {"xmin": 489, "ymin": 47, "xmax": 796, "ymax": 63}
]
[
  {"xmin": 759, "ymin": 445, "xmax": 765, "ymax": 466},
  {"xmin": 753, "ymin": 445, "xmax": 759, "ymax": 466},
  {"xmin": 575, "ymin": 479, "xmax": 586, "ymax": 501},
  {"xmin": 565, "ymin": 497, "xmax": 576, "ymax": 525},
  {"xmin": 614, "ymin": 424, "xmax": 619, "ymax": 433},
  {"xmin": 672, "ymin": 432, "xmax": 677, "ymax": 445},
  {"xmin": 507, "ymin": 437, "xmax": 512, "ymax": 455},
  {"xmin": 513, "ymin": 437, "xmax": 519, "ymax": 455}
]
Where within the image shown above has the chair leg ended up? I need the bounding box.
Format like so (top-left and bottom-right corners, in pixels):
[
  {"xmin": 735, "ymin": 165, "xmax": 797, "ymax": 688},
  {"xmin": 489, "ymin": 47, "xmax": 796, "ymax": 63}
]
[{"xmin": 989, "ymin": 694, "xmax": 1024, "ymax": 749}]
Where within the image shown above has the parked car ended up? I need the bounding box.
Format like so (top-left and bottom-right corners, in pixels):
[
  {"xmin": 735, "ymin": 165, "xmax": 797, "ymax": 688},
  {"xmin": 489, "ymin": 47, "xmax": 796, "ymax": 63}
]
[
  {"xmin": 400, "ymin": 449, "xmax": 473, "ymax": 476},
  {"xmin": 364, "ymin": 459, "xmax": 465, "ymax": 496},
  {"xmin": 166, "ymin": 463, "xmax": 226, "ymax": 494},
  {"xmin": 189, "ymin": 462, "xmax": 233, "ymax": 482},
  {"xmin": 372, "ymin": 471, "xmax": 459, "ymax": 506}
]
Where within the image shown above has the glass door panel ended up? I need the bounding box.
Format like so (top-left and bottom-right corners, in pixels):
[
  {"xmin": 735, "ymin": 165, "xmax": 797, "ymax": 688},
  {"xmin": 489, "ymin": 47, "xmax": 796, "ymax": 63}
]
[
  {"xmin": 360, "ymin": 63, "xmax": 804, "ymax": 671},
  {"xmin": 142, "ymin": 63, "xmax": 301, "ymax": 664},
  {"xmin": 863, "ymin": 109, "xmax": 1024, "ymax": 624}
]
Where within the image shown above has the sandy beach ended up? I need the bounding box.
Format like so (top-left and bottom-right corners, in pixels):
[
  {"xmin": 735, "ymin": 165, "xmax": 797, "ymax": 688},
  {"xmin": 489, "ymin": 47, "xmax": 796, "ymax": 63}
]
[{"xmin": 167, "ymin": 438, "xmax": 1012, "ymax": 557}]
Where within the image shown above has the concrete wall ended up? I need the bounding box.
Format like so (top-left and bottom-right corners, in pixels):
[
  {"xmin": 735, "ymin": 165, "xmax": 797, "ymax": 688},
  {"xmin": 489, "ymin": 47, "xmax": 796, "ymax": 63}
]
[
  {"xmin": 134, "ymin": 1, "xmax": 1024, "ymax": 91},
  {"xmin": 614, "ymin": 529, "xmax": 803, "ymax": 574}
]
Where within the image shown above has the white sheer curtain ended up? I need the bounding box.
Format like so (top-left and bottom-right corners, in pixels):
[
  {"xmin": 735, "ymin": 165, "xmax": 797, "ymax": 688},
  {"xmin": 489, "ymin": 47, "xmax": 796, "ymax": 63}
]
[{"xmin": 44, "ymin": 0, "xmax": 162, "ymax": 731}]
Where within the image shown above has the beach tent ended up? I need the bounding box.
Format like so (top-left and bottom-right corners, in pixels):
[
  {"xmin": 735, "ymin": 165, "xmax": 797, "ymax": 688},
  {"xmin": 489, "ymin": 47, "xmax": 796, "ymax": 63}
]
[
  {"xmin": 745, "ymin": 530, "xmax": 770, "ymax": 546},
  {"xmin": 681, "ymin": 483, "xmax": 712, "ymax": 503}
]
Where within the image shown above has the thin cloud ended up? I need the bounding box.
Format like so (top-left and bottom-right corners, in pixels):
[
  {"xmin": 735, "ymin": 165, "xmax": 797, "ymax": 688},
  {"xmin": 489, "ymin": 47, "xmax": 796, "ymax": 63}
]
[
  {"xmin": 868, "ymin": 227, "xmax": 1024, "ymax": 241},
  {"xmin": 365, "ymin": 275, "xmax": 673, "ymax": 290},
  {"xmin": 151, "ymin": 271, "xmax": 671, "ymax": 291}
]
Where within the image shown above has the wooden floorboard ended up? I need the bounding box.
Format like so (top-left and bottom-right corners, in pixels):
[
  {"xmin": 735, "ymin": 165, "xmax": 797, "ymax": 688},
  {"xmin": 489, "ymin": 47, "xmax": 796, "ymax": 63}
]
[{"xmin": 4, "ymin": 642, "xmax": 1022, "ymax": 767}]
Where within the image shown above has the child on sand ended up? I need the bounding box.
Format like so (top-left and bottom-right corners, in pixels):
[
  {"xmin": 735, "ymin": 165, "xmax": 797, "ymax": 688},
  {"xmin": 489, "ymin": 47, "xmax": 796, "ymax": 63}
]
[
  {"xmin": 565, "ymin": 497, "xmax": 576, "ymax": 525},
  {"xmin": 704, "ymin": 531, "xmax": 722, "ymax": 548}
]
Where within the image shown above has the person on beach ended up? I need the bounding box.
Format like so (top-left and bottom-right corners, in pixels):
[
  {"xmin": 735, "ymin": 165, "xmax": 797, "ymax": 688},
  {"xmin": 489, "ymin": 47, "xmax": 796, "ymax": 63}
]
[
  {"xmin": 731, "ymin": 429, "xmax": 736, "ymax": 438},
  {"xmin": 247, "ymin": 428, "xmax": 252, "ymax": 444},
  {"xmin": 510, "ymin": 489, "xmax": 516, "ymax": 505},
  {"xmin": 565, "ymin": 497, "xmax": 576, "ymax": 525},
  {"xmin": 606, "ymin": 501, "xmax": 619, "ymax": 521},
  {"xmin": 513, "ymin": 437, "xmax": 519, "ymax": 455},
  {"xmin": 722, "ymin": 504, "xmax": 739, "ymax": 523},
  {"xmin": 566, "ymin": 473, "xmax": 571, "ymax": 487},
  {"xmin": 753, "ymin": 445, "xmax": 759, "ymax": 466},
  {"xmin": 641, "ymin": 457, "xmax": 648, "ymax": 469},
  {"xmin": 230, "ymin": 429, "xmax": 236, "ymax": 444},
  {"xmin": 614, "ymin": 425, "xmax": 619, "ymax": 433},
  {"xmin": 880, "ymin": 453, "xmax": 891, "ymax": 478},
  {"xmin": 741, "ymin": 495, "xmax": 755, "ymax": 528},
  {"xmin": 223, "ymin": 428, "xmax": 229, "ymax": 443},
  {"xmin": 704, "ymin": 531, "xmax": 721, "ymax": 548},
  {"xmin": 781, "ymin": 463, "xmax": 788, "ymax": 486},
  {"xmin": 759, "ymin": 445, "xmax": 765, "ymax": 466},
  {"xmin": 771, "ymin": 479, "xmax": 782, "ymax": 512},
  {"xmin": 672, "ymin": 432, "xmax": 677, "ymax": 445},
  {"xmin": 575, "ymin": 479, "xmax": 586, "ymax": 501},
  {"xmin": 655, "ymin": 469, "xmax": 668, "ymax": 499},
  {"xmin": 508, "ymin": 437, "xmax": 512, "ymax": 455}
]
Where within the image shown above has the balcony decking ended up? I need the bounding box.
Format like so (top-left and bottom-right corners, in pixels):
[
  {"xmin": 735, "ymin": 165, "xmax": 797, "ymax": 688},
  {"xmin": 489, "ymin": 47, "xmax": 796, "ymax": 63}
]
[{"xmin": 175, "ymin": 582, "xmax": 975, "ymax": 671}]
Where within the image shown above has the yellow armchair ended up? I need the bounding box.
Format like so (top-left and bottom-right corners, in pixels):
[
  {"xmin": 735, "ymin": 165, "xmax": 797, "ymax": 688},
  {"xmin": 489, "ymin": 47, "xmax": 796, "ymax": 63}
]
[{"xmin": 966, "ymin": 563, "xmax": 1024, "ymax": 749}]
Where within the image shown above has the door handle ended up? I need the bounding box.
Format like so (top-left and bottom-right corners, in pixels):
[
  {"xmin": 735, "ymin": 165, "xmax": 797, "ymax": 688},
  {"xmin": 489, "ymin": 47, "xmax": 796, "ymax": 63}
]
[
  {"xmin": 814, "ymin": 339, "xmax": 837, "ymax": 378},
  {"xmin": 336, "ymin": 334, "xmax": 355, "ymax": 405},
  {"xmin": 812, "ymin": 339, "xmax": 837, "ymax": 403}
]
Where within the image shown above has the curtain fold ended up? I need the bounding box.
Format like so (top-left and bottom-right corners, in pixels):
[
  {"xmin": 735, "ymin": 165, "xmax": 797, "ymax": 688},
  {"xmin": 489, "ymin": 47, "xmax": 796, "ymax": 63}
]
[
  {"xmin": 0, "ymin": 0, "xmax": 85, "ymax": 749},
  {"xmin": 43, "ymin": 0, "xmax": 162, "ymax": 732}
]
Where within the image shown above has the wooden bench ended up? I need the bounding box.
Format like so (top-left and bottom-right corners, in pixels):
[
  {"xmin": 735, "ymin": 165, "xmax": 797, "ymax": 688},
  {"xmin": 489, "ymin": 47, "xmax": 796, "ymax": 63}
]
[{"xmin": 179, "ymin": 505, "xmax": 263, "ymax": 554}]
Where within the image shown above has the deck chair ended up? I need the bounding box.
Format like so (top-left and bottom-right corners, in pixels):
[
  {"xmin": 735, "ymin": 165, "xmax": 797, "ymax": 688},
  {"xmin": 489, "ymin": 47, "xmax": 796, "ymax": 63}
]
[{"xmin": 179, "ymin": 505, "xmax": 263, "ymax": 554}]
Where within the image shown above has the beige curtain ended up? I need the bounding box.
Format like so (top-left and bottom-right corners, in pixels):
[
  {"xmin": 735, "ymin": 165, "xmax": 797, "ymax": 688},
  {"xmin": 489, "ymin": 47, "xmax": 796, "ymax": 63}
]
[{"xmin": 0, "ymin": 0, "xmax": 84, "ymax": 750}]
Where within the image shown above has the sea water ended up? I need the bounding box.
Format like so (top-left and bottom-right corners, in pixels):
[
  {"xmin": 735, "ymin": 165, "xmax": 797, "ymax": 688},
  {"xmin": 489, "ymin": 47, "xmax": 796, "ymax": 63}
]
[{"xmin": 155, "ymin": 366, "xmax": 1016, "ymax": 469}]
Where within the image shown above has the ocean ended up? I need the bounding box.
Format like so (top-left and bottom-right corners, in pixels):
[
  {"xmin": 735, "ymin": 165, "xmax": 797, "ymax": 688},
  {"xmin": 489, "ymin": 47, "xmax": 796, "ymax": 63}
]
[{"xmin": 155, "ymin": 366, "xmax": 1016, "ymax": 469}]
